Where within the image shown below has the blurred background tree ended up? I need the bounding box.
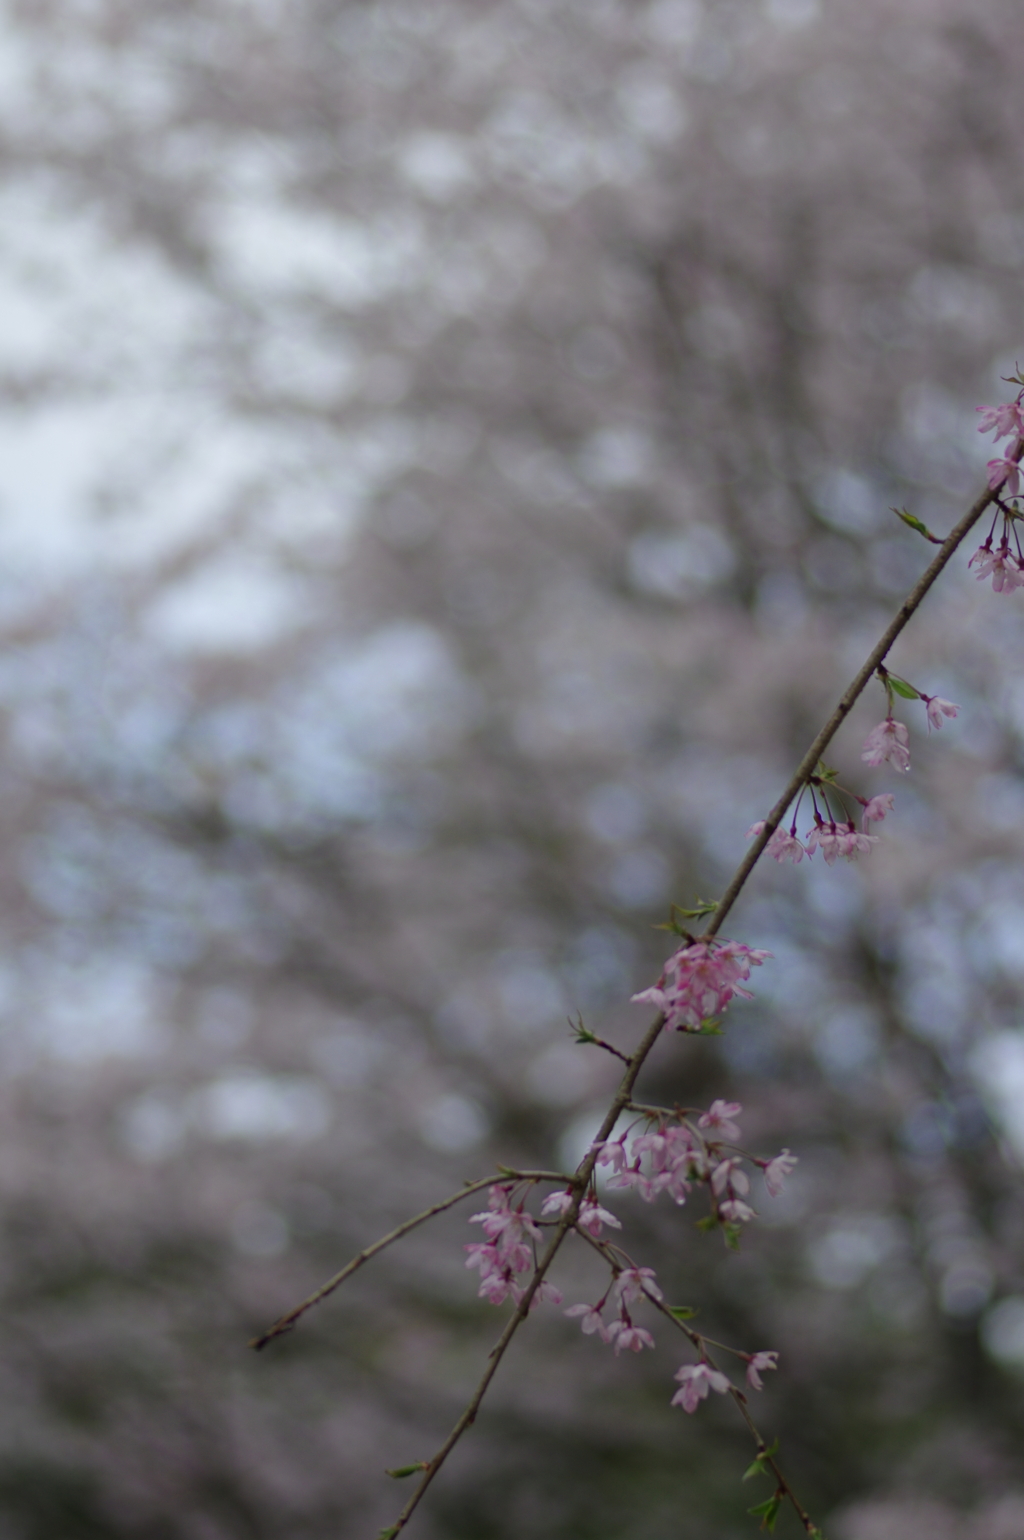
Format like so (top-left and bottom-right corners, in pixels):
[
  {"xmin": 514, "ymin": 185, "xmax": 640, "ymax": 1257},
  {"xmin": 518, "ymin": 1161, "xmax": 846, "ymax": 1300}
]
[{"xmin": 0, "ymin": 0, "xmax": 1024, "ymax": 1536}]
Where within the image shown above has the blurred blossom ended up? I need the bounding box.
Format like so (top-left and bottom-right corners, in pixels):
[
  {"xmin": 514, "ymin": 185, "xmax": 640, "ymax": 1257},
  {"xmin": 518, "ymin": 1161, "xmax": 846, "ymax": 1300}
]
[
  {"xmin": 981, "ymin": 1296, "xmax": 1024, "ymax": 1371},
  {"xmin": 191, "ymin": 1074, "xmax": 332, "ymax": 1143},
  {"xmin": 418, "ymin": 1093, "xmax": 489, "ymax": 1153}
]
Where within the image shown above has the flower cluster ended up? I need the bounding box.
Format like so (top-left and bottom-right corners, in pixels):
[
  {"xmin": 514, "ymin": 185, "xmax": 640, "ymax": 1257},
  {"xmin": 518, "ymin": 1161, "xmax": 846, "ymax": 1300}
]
[
  {"xmin": 465, "ymin": 1185, "xmax": 562, "ymax": 1309},
  {"xmin": 751, "ymin": 675, "xmax": 959, "ymax": 867},
  {"xmin": 751, "ymin": 815, "xmax": 879, "ymax": 866},
  {"xmin": 630, "ymin": 939, "xmax": 771, "ymax": 1032},
  {"xmin": 590, "ymin": 1102, "xmax": 797, "ymax": 1225},
  {"xmin": 971, "ymin": 389, "xmax": 1024, "ymax": 589},
  {"xmin": 979, "ymin": 391, "xmax": 1024, "ymax": 492},
  {"xmin": 565, "ymin": 1266, "xmax": 661, "ymax": 1354},
  {"xmin": 669, "ymin": 1350, "xmax": 779, "ymax": 1411},
  {"xmin": 540, "ymin": 1188, "xmax": 621, "ymax": 1237},
  {"xmin": 862, "ymin": 691, "xmax": 958, "ymax": 775}
]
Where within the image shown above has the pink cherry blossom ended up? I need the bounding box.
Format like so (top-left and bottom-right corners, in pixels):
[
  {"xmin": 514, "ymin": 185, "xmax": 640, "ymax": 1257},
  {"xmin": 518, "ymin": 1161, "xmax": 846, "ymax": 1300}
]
[
  {"xmin": 861, "ymin": 793, "xmax": 894, "ymax": 828},
  {"xmin": 987, "ymin": 456, "xmax": 1021, "ymax": 495},
  {"xmin": 922, "ymin": 694, "xmax": 959, "ymax": 731},
  {"xmin": 576, "ymin": 1198, "xmax": 622, "ymax": 1238},
  {"xmin": 835, "ymin": 822, "xmax": 878, "ymax": 862},
  {"xmin": 719, "ymin": 1198, "xmax": 756, "ymax": 1222},
  {"xmin": 540, "ymin": 1189, "xmax": 574, "ymax": 1219},
  {"xmin": 806, "ymin": 818, "xmax": 841, "ymax": 864},
  {"xmin": 590, "ymin": 1138, "xmax": 628, "ymax": 1173},
  {"xmin": 469, "ymin": 1185, "xmax": 540, "ymax": 1248},
  {"xmin": 710, "ymin": 1157, "xmax": 750, "ymax": 1197},
  {"xmin": 969, "ymin": 539, "xmax": 1024, "ymax": 593},
  {"xmin": 671, "ymin": 1362, "xmax": 731, "ymax": 1413},
  {"xmin": 633, "ymin": 940, "xmax": 771, "ymax": 1032},
  {"xmin": 976, "ymin": 401, "xmax": 1024, "ymax": 440},
  {"xmin": 762, "ymin": 1149, "xmax": 798, "ymax": 1197},
  {"xmin": 747, "ymin": 821, "xmax": 807, "ymax": 863},
  {"xmin": 746, "ymin": 1351, "xmax": 779, "ymax": 1391},
  {"xmin": 613, "ymin": 1126, "xmax": 697, "ymax": 1205},
  {"xmin": 699, "ymin": 1099, "xmax": 742, "ymax": 1141},
  {"xmin": 477, "ymin": 1268, "xmax": 517, "ymax": 1306},
  {"xmin": 517, "ymin": 1278, "xmax": 563, "ymax": 1310},
  {"xmin": 464, "ymin": 1241, "xmax": 501, "ymax": 1278},
  {"xmin": 861, "ymin": 717, "xmax": 911, "ymax": 772},
  {"xmin": 565, "ymin": 1302, "xmax": 611, "ymax": 1340},
  {"xmin": 611, "ymin": 1266, "xmax": 663, "ymax": 1305},
  {"xmin": 606, "ymin": 1320, "xmax": 655, "ymax": 1355}
]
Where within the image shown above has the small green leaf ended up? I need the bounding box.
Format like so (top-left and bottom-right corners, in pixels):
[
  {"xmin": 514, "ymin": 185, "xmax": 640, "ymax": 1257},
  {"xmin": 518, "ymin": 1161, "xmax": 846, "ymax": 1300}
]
[
  {"xmin": 748, "ymin": 1493, "xmax": 783, "ymax": 1532},
  {"xmin": 378, "ymin": 1528, "xmax": 402, "ymax": 1539},
  {"xmin": 695, "ymin": 1214, "xmax": 718, "ymax": 1233},
  {"xmin": 696, "ymin": 1018, "xmax": 723, "ymax": 1036},
  {"xmin": 888, "ymin": 676, "xmax": 919, "ymax": 700},
  {"xmin": 742, "ymin": 1441, "xmax": 779, "ymax": 1481},
  {"xmin": 892, "ymin": 507, "xmax": 940, "ymax": 542},
  {"xmin": 723, "ymin": 1222, "xmax": 742, "ymax": 1251},
  {"xmin": 669, "ymin": 1304, "xmax": 697, "ymax": 1320},
  {"xmin": 385, "ymin": 1463, "xmax": 428, "ymax": 1479}
]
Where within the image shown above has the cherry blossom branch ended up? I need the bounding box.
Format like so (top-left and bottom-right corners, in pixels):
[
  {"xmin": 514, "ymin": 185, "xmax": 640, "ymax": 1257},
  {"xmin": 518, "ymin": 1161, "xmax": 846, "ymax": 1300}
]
[
  {"xmin": 704, "ymin": 473, "xmax": 998, "ymax": 938},
  {"xmin": 255, "ymin": 433, "xmax": 1016, "ymax": 1538},
  {"xmin": 650, "ymin": 1292, "xmax": 821, "ymax": 1535},
  {"xmin": 570, "ymin": 1226, "xmax": 816, "ymax": 1532},
  {"xmin": 249, "ymin": 1171, "xmax": 571, "ymax": 1350},
  {"xmin": 381, "ymin": 1014, "xmax": 667, "ymax": 1536},
  {"xmin": 379, "ymin": 470, "xmax": 1001, "ymax": 1536}
]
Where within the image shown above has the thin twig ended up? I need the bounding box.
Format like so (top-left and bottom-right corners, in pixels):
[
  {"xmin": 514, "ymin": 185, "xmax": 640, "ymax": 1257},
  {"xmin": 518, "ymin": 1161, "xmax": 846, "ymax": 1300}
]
[{"xmin": 250, "ymin": 1171, "xmax": 570, "ymax": 1350}]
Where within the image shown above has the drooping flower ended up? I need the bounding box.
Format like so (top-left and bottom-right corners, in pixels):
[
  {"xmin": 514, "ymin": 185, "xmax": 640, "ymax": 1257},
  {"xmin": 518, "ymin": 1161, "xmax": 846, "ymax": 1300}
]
[
  {"xmin": 747, "ymin": 821, "xmax": 807, "ymax": 863},
  {"xmin": 576, "ymin": 1198, "xmax": 622, "ymax": 1238},
  {"xmin": 606, "ymin": 1320, "xmax": 655, "ymax": 1355},
  {"xmin": 519, "ymin": 1278, "xmax": 563, "ymax": 1310},
  {"xmin": 565, "ymin": 1302, "xmax": 611, "ymax": 1340},
  {"xmin": 698, "ymin": 1100, "xmax": 743, "ymax": 1142},
  {"xmin": 477, "ymin": 1267, "xmax": 518, "ymax": 1306},
  {"xmin": 719, "ymin": 1198, "xmax": 756, "ymax": 1222},
  {"xmin": 835, "ymin": 822, "xmax": 878, "ymax": 862},
  {"xmin": 746, "ymin": 1351, "xmax": 779, "ymax": 1391},
  {"xmin": 710, "ymin": 1157, "xmax": 750, "ymax": 1197},
  {"xmin": 611, "ymin": 1266, "xmax": 663, "ymax": 1305},
  {"xmin": 861, "ymin": 793, "xmax": 894, "ymax": 828},
  {"xmin": 590, "ymin": 1138, "xmax": 628, "ymax": 1173},
  {"xmin": 969, "ymin": 539, "xmax": 1024, "ymax": 593},
  {"xmin": 987, "ymin": 456, "xmax": 1021, "ymax": 495},
  {"xmin": 464, "ymin": 1241, "xmax": 501, "ymax": 1278},
  {"xmin": 469, "ymin": 1186, "xmax": 541, "ymax": 1261},
  {"xmin": 861, "ymin": 717, "xmax": 911, "ymax": 772},
  {"xmin": 922, "ymin": 694, "xmax": 959, "ymax": 731},
  {"xmin": 671, "ymin": 1361, "xmax": 731, "ymax": 1413},
  {"xmin": 762, "ymin": 1149, "xmax": 798, "ymax": 1197},
  {"xmin": 976, "ymin": 401, "xmax": 1024, "ymax": 440},
  {"xmin": 540, "ymin": 1189, "xmax": 574, "ymax": 1219}
]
